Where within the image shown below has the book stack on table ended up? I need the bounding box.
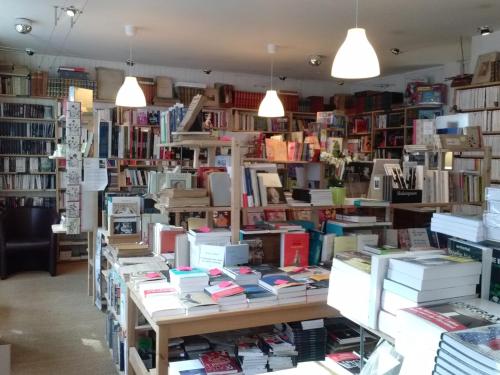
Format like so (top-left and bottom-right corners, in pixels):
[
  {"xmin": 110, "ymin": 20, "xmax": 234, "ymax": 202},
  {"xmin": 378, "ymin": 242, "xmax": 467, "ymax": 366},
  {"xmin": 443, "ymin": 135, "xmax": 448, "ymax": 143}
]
[
  {"xmin": 259, "ymin": 332, "xmax": 298, "ymax": 371},
  {"xmin": 236, "ymin": 337, "xmax": 268, "ymax": 375},
  {"xmin": 282, "ymin": 319, "xmax": 327, "ymax": 362},
  {"xmin": 431, "ymin": 212, "xmax": 485, "ymax": 242},
  {"xmin": 379, "ymin": 255, "xmax": 482, "ymax": 339},
  {"xmin": 434, "ymin": 323, "xmax": 500, "ymax": 375}
]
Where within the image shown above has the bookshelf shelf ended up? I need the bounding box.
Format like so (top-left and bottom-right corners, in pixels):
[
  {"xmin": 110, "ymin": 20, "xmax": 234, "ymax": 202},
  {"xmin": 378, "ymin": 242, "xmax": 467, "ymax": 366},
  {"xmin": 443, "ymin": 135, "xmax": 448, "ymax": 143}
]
[
  {"xmin": 243, "ymin": 158, "xmax": 321, "ymax": 164},
  {"xmin": 0, "ymin": 154, "xmax": 50, "ymax": 157},
  {"xmin": 154, "ymin": 204, "xmax": 232, "ymax": 213},
  {"xmin": 375, "ymin": 127, "xmax": 405, "ymax": 131},
  {"xmin": 453, "ymin": 80, "xmax": 500, "ymax": 90},
  {"xmin": 0, "ymin": 171, "xmax": 55, "ymax": 174},
  {"xmin": 0, "ymin": 136, "xmax": 55, "ymax": 140},
  {"xmin": 377, "ymin": 145, "xmax": 404, "ymax": 149},
  {"xmin": 456, "ymin": 106, "xmax": 500, "ymax": 112},
  {"xmin": 0, "ymin": 116, "xmax": 56, "ymax": 122}
]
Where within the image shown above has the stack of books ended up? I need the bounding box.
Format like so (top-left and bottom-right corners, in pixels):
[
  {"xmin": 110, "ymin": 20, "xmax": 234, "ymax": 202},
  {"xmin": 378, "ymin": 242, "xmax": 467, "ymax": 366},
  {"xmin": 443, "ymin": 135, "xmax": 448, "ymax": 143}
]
[
  {"xmin": 325, "ymin": 318, "xmax": 376, "ymax": 354},
  {"xmin": 179, "ymin": 292, "xmax": 220, "ymax": 315},
  {"xmin": 199, "ymin": 351, "xmax": 242, "ymax": 375},
  {"xmin": 281, "ymin": 266, "xmax": 330, "ymax": 302},
  {"xmin": 259, "ymin": 275, "xmax": 306, "ymax": 305},
  {"xmin": 324, "ymin": 352, "xmax": 362, "ymax": 375},
  {"xmin": 223, "ymin": 266, "xmax": 261, "ymax": 285},
  {"xmin": 183, "ymin": 336, "xmax": 212, "ymax": 359},
  {"xmin": 395, "ymin": 299, "xmax": 500, "ymax": 375},
  {"xmin": 328, "ymin": 251, "xmax": 372, "ymax": 326},
  {"xmin": 380, "ymin": 255, "xmax": 482, "ymax": 339},
  {"xmin": 157, "ymin": 188, "xmax": 210, "ymax": 208},
  {"xmin": 204, "ymin": 281, "xmax": 247, "ymax": 311},
  {"xmin": 283, "ymin": 320, "xmax": 327, "ymax": 362},
  {"xmin": 431, "ymin": 212, "xmax": 485, "ymax": 242},
  {"xmin": 484, "ymin": 187, "xmax": 500, "ymax": 242},
  {"xmin": 236, "ymin": 337, "xmax": 268, "ymax": 375},
  {"xmin": 169, "ymin": 268, "xmax": 209, "ymax": 293},
  {"xmin": 309, "ymin": 189, "xmax": 333, "ymax": 206},
  {"xmin": 259, "ymin": 333, "xmax": 297, "ymax": 371},
  {"xmin": 169, "ymin": 359, "xmax": 205, "ymax": 375},
  {"xmin": 242, "ymin": 284, "xmax": 277, "ymax": 308},
  {"xmin": 434, "ymin": 323, "xmax": 500, "ymax": 375}
]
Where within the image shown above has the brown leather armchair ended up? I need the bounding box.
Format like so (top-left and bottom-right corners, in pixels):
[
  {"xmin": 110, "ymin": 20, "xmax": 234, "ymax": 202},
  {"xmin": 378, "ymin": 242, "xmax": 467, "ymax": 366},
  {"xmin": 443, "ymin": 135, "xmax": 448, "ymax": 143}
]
[{"xmin": 0, "ymin": 207, "xmax": 58, "ymax": 279}]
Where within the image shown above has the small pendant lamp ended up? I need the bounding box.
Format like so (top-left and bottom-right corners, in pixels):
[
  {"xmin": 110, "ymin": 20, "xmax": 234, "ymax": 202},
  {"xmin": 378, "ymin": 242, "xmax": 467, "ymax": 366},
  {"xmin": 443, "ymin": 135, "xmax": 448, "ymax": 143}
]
[
  {"xmin": 258, "ymin": 43, "xmax": 285, "ymax": 118},
  {"xmin": 116, "ymin": 25, "xmax": 146, "ymax": 107}
]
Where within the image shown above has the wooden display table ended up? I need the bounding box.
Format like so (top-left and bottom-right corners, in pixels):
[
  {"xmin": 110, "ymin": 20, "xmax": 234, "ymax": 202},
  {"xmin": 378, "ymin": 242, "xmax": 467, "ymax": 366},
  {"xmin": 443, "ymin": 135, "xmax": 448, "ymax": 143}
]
[{"xmin": 126, "ymin": 286, "xmax": 339, "ymax": 375}]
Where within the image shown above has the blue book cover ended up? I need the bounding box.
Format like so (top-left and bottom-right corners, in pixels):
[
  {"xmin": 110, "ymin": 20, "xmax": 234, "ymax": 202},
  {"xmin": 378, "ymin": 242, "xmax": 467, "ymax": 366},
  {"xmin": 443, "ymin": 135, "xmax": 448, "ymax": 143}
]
[
  {"xmin": 170, "ymin": 268, "xmax": 207, "ymax": 278},
  {"xmin": 98, "ymin": 121, "xmax": 109, "ymax": 158}
]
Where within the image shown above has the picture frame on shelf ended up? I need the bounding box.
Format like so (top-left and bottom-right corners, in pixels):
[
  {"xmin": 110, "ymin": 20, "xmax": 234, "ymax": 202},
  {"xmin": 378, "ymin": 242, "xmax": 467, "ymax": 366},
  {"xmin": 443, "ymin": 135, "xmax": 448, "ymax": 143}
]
[
  {"xmin": 472, "ymin": 52, "xmax": 500, "ymax": 84},
  {"xmin": 109, "ymin": 216, "xmax": 141, "ymax": 235}
]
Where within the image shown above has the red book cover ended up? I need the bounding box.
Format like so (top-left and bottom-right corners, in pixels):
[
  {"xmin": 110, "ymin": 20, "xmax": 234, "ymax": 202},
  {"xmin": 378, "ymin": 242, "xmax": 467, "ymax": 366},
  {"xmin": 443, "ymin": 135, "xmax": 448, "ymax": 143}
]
[
  {"xmin": 205, "ymin": 282, "xmax": 245, "ymax": 301},
  {"xmin": 402, "ymin": 307, "xmax": 467, "ymax": 332},
  {"xmin": 199, "ymin": 351, "xmax": 241, "ymax": 375},
  {"xmin": 280, "ymin": 232, "xmax": 309, "ymax": 267},
  {"xmin": 160, "ymin": 228, "xmax": 184, "ymax": 253}
]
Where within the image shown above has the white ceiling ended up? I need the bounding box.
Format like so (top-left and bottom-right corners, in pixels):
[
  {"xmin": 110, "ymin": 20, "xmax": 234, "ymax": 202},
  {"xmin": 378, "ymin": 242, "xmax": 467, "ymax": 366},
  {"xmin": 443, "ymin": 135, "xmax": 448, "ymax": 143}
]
[{"xmin": 0, "ymin": 0, "xmax": 499, "ymax": 80}]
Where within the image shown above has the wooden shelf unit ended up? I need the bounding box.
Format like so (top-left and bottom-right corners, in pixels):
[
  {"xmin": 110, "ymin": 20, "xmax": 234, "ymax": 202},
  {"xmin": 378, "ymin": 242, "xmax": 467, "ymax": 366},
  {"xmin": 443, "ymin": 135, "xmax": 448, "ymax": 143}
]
[{"xmin": 347, "ymin": 104, "xmax": 443, "ymax": 159}]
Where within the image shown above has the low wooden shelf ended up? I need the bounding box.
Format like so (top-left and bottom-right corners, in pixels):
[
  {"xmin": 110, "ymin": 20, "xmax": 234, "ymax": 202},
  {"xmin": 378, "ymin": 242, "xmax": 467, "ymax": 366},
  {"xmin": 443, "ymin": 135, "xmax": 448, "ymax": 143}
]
[{"xmin": 126, "ymin": 286, "xmax": 339, "ymax": 375}]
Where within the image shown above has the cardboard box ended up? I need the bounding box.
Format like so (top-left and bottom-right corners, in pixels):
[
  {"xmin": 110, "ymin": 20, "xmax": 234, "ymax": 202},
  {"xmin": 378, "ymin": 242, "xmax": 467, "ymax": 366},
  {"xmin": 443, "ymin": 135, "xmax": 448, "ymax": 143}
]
[{"xmin": 96, "ymin": 67, "xmax": 124, "ymax": 101}]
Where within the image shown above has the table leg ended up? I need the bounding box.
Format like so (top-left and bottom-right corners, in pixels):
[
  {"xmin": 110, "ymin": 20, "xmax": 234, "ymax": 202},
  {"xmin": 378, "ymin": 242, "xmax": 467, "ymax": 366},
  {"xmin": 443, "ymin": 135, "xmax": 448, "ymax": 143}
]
[
  {"xmin": 127, "ymin": 288, "xmax": 138, "ymax": 375},
  {"xmin": 156, "ymin": 326, "xmax": 169, "ymax": 375}
]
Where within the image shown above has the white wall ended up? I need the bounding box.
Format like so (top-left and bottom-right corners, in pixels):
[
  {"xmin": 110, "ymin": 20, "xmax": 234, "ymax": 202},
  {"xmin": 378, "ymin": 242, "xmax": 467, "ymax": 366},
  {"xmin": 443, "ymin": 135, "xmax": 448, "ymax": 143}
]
[
  {"xmin": 0, "ymin": 52, "xmax": 350, "ymax": 99},
  {"xmin": 470, "ymin": 30, "xmax": 500, "ymax": 70}
]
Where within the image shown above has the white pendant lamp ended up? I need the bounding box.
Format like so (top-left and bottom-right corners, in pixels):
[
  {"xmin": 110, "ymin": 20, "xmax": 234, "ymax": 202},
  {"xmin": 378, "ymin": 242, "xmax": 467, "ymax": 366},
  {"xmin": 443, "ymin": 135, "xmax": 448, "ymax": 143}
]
[
  {"xmin": 258, "ymin": 43, "xmax": 285, "ymax": 118},
  {"xmin": 331, "ymin": 0, "xmax": 380, "ymax": 79},
  {"xmin": 116, "ymin": 25, "xmax": 146, "ymax": 107}
]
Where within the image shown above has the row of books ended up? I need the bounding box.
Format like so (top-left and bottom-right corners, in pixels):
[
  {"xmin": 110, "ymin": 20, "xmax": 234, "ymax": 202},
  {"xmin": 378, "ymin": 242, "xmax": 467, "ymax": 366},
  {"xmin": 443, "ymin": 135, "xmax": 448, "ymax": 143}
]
[
  {"xmin": 0, "ymin": 139, "xmax": 54, "ymax": 155},
  {"xmin": 0, "ymin": 75, "xmax": 30, "ymax": 96},
  {"xmin": 462, "ymin": 109, "xmax": 500, "ymax": 132},
  {"xmin": 98, "ymin": 120, "xmax": 161, "ymax": 159},
  {"xmin": 232, "ymin": 112, "xmax": 288, "ymax": 132},
  {"xmin": 202, "ymin": 109, "xmax": 229, "ymax": 130},
  {"xmin": 118, "ymin": 108, "xmax": 161, "ymax": 126},
  {"xmin": 233, "ymin": 90, "xmax": 265, "ymax": 109},
  {"xmin": 264, "ymin": 138, "xmax": 319, "ymax": 162},
  {"xmin": 0, "ymin": 196, "xmax": 56, "ymax": 208},
  {"xmin": 455, "ymin": 85, "xmax": 500, "ymax": 110},
  {"xmin": 0, "ymin": 174, "xmax": 55, "ymax": 190},
  {"xmin": 0, "ymin": 103, "xmax": 54, "ymax": 119},
  {"xmin": 448, "ymin": 172, "xmax": 484, "ymax": 204},
  {"xmin": 483, "ymin": 134, "xmax": 500, "ymax": 156},
  {"xmin": 0, "ymin": 121, "xmax": 55, "ymax": 138},
  {"xmin": 241, "ymin": 165, "xmax": 286, "ymax": 207},
  {"xmin": 375, "ymin": 112, "xmax": 405, "ymax": 128},
  {"xmin": 30, "ymin": 71, "xmax": 49, "ymax": 97},
  {"xmin": 1, "ymin": 157, "xmax": 54, "ymax": 173},
  {"xmin": 123, "ymin": 168, "xmax": 149, "ymax": 187},
  {"xmin": 159, "ymin": 103, "xmax": 187, "ymax": 144},
  {"xmin": 47, "ymin": 78, "xmax": 97, "ymax": 99}
]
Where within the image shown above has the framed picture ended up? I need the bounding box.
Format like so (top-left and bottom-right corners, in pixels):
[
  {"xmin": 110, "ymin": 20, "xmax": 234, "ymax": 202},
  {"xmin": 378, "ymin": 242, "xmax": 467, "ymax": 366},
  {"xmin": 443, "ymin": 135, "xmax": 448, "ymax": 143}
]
[
  {"xmin": 264, "ymin": 209, "xmax": 286, "ymax": 222},
  {"xmin": 472, "ymin": 52, "xmax": 500, "ymax": 84},
  {"xmin": 109, "ymin": 196, "xmax": 141, "ymax": 216},
  {"xmin": 164, "ymin": 172, "xmax": 192, "ymax": 189},
  {"xmin": 246, "ymin": 211, "xmax": 265, "ymax": 226},
  {"xmin": 213, "ymin": 211, "xmax": 230, "ymax": 228},
  {"xmin": 266, "ymin": 186, "xmax": 286, "ymax": 205},
  {"xmin": 109, "ymin": 216, "xmax": 140, "ymax": 235}
]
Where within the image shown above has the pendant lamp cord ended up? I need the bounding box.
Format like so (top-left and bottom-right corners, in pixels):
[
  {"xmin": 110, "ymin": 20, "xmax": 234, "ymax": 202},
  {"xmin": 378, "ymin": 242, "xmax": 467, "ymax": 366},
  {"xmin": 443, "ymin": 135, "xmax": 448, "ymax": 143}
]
[
  {"xmin": 270, "ymin": 54, "xmax": 274, "ymax": 90},
  {"xmin": 355, "ymin": 0, "xmax": 358, "ymax": 27},
  {"xmin": 128, "ymin": 39, "xmax": 133, "ymax": 76}
]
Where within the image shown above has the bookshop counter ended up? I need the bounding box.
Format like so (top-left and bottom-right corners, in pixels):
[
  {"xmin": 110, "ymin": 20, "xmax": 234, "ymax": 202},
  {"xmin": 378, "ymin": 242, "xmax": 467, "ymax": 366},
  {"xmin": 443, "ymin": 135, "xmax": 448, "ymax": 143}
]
[{"xmin": 126, "ymin": 285, "xmax": 339, "ymax": 375}]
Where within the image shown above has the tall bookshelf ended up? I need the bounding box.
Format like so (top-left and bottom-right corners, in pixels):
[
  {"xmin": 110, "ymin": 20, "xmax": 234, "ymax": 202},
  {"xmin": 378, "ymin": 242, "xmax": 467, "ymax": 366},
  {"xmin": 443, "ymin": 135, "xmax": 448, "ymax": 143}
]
[
  {"xmin": 347, "ymin": 104, "xmax": 443, "ymax": 160},
  {"xmin": 453, "ymin": 81, "xmax": 500, "ymax": 184},
  {"xmin": 0, "ymin": 96, "xmax": 57, "ymax": 208}
]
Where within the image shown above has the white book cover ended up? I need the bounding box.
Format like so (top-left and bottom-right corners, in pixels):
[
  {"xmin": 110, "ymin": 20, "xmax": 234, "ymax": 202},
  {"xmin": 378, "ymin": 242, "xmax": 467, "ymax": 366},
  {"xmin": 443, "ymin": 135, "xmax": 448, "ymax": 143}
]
[
  {"xmin": 383, "ymin": 278, "xmax": 477, "ymax": 303},
  {"xmin": 386, "ymin": 268, "xmax": 480, "ymax": 291},
  {"xmin": 143, "ymin": 294, "xmax": 185, "ymax": 318},
  {"xmin": 388, "ymin": 255, "xmax": 482, "ymax": 280}
]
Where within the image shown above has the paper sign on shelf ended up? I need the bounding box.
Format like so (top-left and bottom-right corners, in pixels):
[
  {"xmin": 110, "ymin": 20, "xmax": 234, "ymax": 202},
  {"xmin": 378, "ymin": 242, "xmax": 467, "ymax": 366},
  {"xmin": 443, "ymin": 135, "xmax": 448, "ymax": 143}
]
[{"xmin": 82, "ymin": 158, "xmax": 108, "ymax": 191}]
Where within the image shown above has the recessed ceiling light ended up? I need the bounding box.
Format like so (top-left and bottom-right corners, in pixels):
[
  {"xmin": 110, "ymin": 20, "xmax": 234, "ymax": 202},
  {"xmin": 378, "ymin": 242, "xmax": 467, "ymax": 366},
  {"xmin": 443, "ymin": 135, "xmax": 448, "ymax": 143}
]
[
  {"xmin": 65, "ymin": 6, "xmax": 78, "ymax": 17},
  {"xmin": 390, "ymin": 48, "xmax": 401, "ymax": 55},
  {"xmin": 308, "ymin": 55, "xmax": 323, "ymax": 66},
  {"xmin": 14, "ymin": 18, "xmax": 32, "ymax": 34},
  {"xmin": 479, "ymin": 26, "xmax": 492, "ymax": 36}
]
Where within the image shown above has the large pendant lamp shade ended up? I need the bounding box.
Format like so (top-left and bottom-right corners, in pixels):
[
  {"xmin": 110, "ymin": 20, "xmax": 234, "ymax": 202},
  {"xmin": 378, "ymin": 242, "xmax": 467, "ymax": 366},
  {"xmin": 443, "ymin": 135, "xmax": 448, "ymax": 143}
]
[
  {"xmin": 115, "ymin": 25, "xmax": 146, "ymax": 107},
  {"xmin": 116, "ymin": 76, "xmax": 146, "ymax": 107},
  {"xmin": 331, "ymin": 28, "xmax": 380, "ymax": 79},
  {"xmin": 258, "ymin": 90, "xmax": 284, "ymax": 117},
  {"xmin": 258, "ymin": 43, "xmax": 285, "ymax": 118},
  {"xmin": 331, "ymin": 1, "xmax": 380, "ymax": 79}
]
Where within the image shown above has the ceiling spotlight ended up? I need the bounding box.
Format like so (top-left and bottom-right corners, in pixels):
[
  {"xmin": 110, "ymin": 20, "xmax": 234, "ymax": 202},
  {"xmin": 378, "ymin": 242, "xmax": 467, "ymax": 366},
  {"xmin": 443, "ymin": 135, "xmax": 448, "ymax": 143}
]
[
  {"xmin": 65, "ymin": 6, "xmax": 80, "ymax": 17},
  {"xmin": 203, "ymin": 69, "xmax": 212, "ymax": 75},
  {"xmin": 279, "ymin": 75, "xmax": 287, "ymax": 81},
  {"xmin": 25, "ymin": 48, "xmax": 35, "ymax": 56},
  {"xmin": 390, "ymin": 48, "xmax": 401, "ymax": 55},
  {"xmin": 14, "ymin": 18, "xmax": 32, "ymax": 34},
  {"xmin": 479, "ymin": 26, "xmax": 492, "ymax": 36},
  {"xmin": 308, "ymin": 55, "xmax": 323, "ymax": 66}
]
